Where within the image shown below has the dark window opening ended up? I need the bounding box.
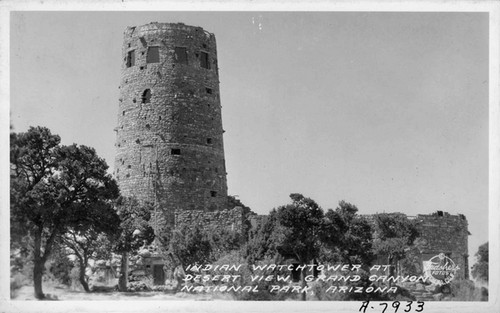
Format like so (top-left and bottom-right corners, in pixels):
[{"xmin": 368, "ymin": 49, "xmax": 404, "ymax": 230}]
[
  {"xmin": 126, "ymin": 50, "xmax": 135, "ymax": 67},
  {"xmin": 135, "ymin": 139, "xmax": 140, "ymax": 144},
  {"xmin": 145, "ymin": 124, "xmax": 151, "ymax": 129},
  {"xmin": 142, "ymin": 89, "xmax": 151, "ymax": 103},
  {"xmin": 133, "ymin": 98, "xmax": 136, "ymax": 103},
  {"xmin": 152, "ymin": 264, "xmax": 165, "ymax": 286},
  {"xmin": 437, "ymin": 210, "xmax": 444, "ymax": 217},
  {"xmin": 159, "ymin": 116, "xmax": 162, "ymax": 121},
  {"xmin": 127, "ymin": 165, "xmax": 131, "ymax": 169},
  {"xmin": 174, "ymin": 47, "xmax": 188, "ymax": 64},
  {"xmin": 464, "ymin": 255, "xmax": 469, "ymax": 279},
  {"xmin": 140, "ymin": 66, "xmax": 145, "ymax": 70},
  {"xmin": 206, "ymin": 138, "xmax": 212, "ymax": 144},
  {"xmin": 171, "ymin": 148, "xmax": 181, "ymax": 155},
  {"xmin": 205, "ymin": 88, "xmax": 213, "ymax": 94},
  {"xmin": 200, "ymin": 52, "xmax": 210, "ymax": 69},
  {"xmin": 147, "ymin": 46, "xmax": 160, "ymax": 63},
  {"xmin": 210, "ymin": 191, "xmax": 217, "ymax": 197},
  {"xmin": 122, "ymin": 111, "xmax": 126, "ymax": 116}
]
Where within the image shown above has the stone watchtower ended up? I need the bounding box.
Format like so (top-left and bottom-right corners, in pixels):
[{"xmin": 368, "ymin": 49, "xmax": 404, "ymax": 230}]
[{"xmin": 114, "ymin": 22, "xmax": 228, "ymax": 224}]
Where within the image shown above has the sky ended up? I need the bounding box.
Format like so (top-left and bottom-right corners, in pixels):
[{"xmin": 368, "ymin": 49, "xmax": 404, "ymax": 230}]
[{"xmin": 9, "ymin": 11, "xmax": 489, "ymax": 263}]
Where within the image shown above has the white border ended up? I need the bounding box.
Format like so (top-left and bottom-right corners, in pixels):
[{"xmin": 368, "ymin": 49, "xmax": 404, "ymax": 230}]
[{"xmin": 1, "ymin": 1, "xmax": 499, "ymax": 313}]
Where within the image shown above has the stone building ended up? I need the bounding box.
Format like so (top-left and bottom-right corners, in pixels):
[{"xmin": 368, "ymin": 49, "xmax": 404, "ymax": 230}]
[
  {"xmin": 412, "ymin": 211, "xmax": 469, "ymax": 280},
  {"xmin": 368, "ymin": 211, "xmax": 469, "ymax": 280},
  {"xmin": 114, "ymin": 22, "xmax": 228, "ymax": 226}
]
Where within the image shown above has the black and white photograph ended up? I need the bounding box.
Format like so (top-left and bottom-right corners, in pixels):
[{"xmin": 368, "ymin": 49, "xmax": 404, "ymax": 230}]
[{"xmin": 1, "ymin": 1, "xmax": 499, "ymax": 313}]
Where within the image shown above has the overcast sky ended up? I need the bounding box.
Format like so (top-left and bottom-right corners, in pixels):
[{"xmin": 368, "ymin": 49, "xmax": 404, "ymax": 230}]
[{"xmin": 10, "ymin": 11, "xmax": 489, "ymax": 259}]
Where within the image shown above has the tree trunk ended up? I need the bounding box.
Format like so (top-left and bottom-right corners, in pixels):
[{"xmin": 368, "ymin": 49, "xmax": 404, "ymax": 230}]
[
  {"xmin": 300, "ymin": 267, "xmax": 306, "ymax": 301},
  {"xmin": 33, "ymin": 257, "xmax": 45, "ymax": 300},
  {"xmin": 388, "ymin": 255, "xmax": 394, "ymax": 287},
  {"xmin": 78, "ymin": 259, "xmax": 90, "ymax": 292},
  {"xmin": 33, "ymin": 230, "xmax": 45, "ymax": 300},
  {"xmin": 118, "ymin": 252, "xmax": 128, "ymax": 292}
]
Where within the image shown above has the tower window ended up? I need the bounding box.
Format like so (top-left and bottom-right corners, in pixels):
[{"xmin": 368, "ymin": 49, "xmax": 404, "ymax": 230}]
[
  {"xmin": 142, "ymin": 89, "xmax": 151, "ymax": 103},
  {"xmin": 205, "ymin": 87, "xmax": 213, "ymax": 94},
  {"xmin": 200, "ymin": 52, "xmax": 210, "ymax": 69},
  {"xmin": 174, "ymin": 47, "xmax": 188, "ymax": 64},
  {"xmin": 147, "ymin": 46, "xmax": 160, "ymax": 63},
  {"xmin": 171, "ymin": 148, "xmax": 181, "ymax": 155},
  {"xmin": 210, "ymin": 191, "xmax": 217, "ymax": 197},
  {"xmin": 126, "ymin": 50, "xmax": 135, "ymax": 67},
  {"xmin": 206, "ymin": 138, "xmax": 212, "ymax": 144}
]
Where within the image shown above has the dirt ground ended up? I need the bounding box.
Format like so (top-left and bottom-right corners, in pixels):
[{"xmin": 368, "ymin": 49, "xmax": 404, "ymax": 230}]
[{"xmin": 11, "ymin": 284, "xmax": 233, "ymax": 301}]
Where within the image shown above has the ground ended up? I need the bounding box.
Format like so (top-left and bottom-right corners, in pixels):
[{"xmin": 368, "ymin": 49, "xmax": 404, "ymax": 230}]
[{"xmin": 11, "ymin": 284, "xmax": 234, "ymax": 301}]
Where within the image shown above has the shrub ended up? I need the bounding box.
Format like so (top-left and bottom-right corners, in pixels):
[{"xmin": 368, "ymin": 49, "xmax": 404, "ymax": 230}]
[{"xmin": 443, "ymin": 279, "xmax": 484, "ymax": 301}]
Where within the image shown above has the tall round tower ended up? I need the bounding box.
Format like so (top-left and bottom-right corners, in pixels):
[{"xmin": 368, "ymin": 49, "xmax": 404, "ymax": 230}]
[{"xmin": 114, "ymin": 22, "xmax": 228, "ymax": 222}]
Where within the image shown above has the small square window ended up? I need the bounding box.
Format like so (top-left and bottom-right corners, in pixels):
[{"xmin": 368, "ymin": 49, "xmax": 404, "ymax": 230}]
[
  {"xmin": 174, "ymin": 47, "xmax": 188, "ymax": 64},
  {"xmin": 205, "ymin": 88, "xmax": 213, "ymax": 94},
  {"xmin": 142, "ymin": 89, "xmax": 151, "ymax": 104},
  {"xmin": 200, "ymin": 52, "xmax": 210, "ymax": 69},
  {"xmin": 210, "ymin": 191, "xmax": 217, "ymax": 197},
  {"xmin": 206, "ymin": 138, "xmax": 212, "ymax": 144},
  {"xmin": 171, "ymin": 148, "xmax": 181, "ymax": 155},
  {"xmin": 147, "ymin": 47, "xmax": 160, "ymax": 63},
  {"xmin": 126, "ymin": 50, "xmax": 135, "ymax": 67}
]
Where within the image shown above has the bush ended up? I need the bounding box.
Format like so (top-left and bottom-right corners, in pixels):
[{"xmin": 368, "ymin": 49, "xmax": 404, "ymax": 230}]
[
  {"xmin": 10, "ymin": 272, "xmax": 30, "ymax": 299},
  {"xmin": 443, "ymin": 279, "xmax": 485, "ymax": 301},
  {"xmin": 127, "ymin": 281, "xmax": 151, "ymax": 292}
]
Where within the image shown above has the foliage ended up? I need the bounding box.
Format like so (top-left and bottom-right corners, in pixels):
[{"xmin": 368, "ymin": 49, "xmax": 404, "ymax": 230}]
[
  {"xmin": 444, "ymin": 279, "xmax": 486, "ymax": 301},
  {"xmin": 471, "ymin": 242, "xmax": 488, "ymax": 283},
  {"xmin": 112, "ymin": 197, "xmax": 155, "ymax": 291},
  {"xmin": 244, "ymin": 213, "xmax": 280, "ymax": 264},
  {"xmin": 169, "ymin": 224, "xmax": 242, "ymax": 270},
  {"xmin": 322, "ymin": 201, "xmax": 374, "ymax": 266},
  {"xmin": 170, "ymin": 225, "xmax": 212, "ymax": 268},
  {"xmin": 46, "ymin": 242, "xmax": 74, "ymax": 286},
  {"xmin": 243, "ymin": 194, "xmax": 379, "ymax": 300},
  {"xmin": 113, "ymin": 197, "xmax": 155, "ymax": 253},
  {"xmin": 372, "ymin": 213, "xmax": 419, "ymax": 274},
  {"xmin": 271, "ymin": 194, "xmax": 325, "ymax": 267},
  {"xmin": 10, "ymin": 126, "xmax": 120, "ymax": 299}
]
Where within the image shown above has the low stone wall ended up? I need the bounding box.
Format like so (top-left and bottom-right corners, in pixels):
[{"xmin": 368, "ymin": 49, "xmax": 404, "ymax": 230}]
[{"xmin": 174, "ymin": 206, "xmax": 244, "ymax": 233}]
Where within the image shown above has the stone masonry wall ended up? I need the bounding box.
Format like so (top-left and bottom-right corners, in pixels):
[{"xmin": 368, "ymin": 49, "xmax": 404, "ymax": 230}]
[
  {"xmin": 413, "ymin": 212, "xmax": 469, "ymax": 279},
  {"xmin": 174, "ymin": 206, "xmax": 244, "ymax": 234},
  {"xmin": 114, "ymin": 22, "xmax": 228, "ymax": 225}
]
